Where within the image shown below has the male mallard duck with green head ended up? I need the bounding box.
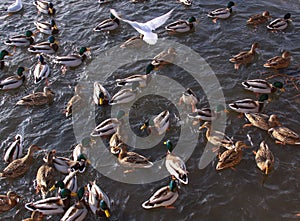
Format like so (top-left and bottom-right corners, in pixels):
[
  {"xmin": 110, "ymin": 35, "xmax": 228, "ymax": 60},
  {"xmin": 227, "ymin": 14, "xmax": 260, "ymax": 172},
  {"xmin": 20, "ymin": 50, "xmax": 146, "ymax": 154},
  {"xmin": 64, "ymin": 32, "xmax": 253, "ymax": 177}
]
[
  {"xmin": 0, "ymin": 67, "xmax": 26, "ymax": 90},
  {"xmin": 33, "ymin": 0, "xmax": 56, "ymax": 16},
  {"xmin": 0, "ymin": 50, "xmax": 12, "ymax": 70},
  {"xmin": 4, "ymin": 134, "xmax": 23, "ymax": 163},
  {"xmin": 50, "ymin": 170, "xmax": 78, "ymax": 194},
  {"xmin": 267, "ymin": 13, "xmax": 291, "ymax": 31},
  {"xmin": 207, "ymin": 1, "xmax": 235, "ymax": 23},
  {"xmin": 141, "ymin": 110, "xmax": 170, "ymax": 136},
  {"xmin": 229, "ymin": 94, "xmax": 269, "ymax": 114},
  {"xmin": 109, "ymin": 81, "xmax": 140, "ymax": 105},
  {"xmin": 188, "ymin": 104, "xmax": 226, "ymax": 123},
  {"xmin": 165, "ymin": 16, "xmax": 197, "ymax": 34},
  {"xmin": 32, "ymin": 54, "xmax": 51, "ymax": 84},
  {"xmin": 28, "ymin": 36, "xmax": 58, "ymax": 54},
  {"xmin": 253, "ymin": 141, "xmax": 274, "ymax": 175},
  {"xmin": 34, "ymin": 19, "xmax": 59, "ymax": 35},
  {"xmin": 4, "ymin": 30, "xmax": 35, "ymax": 47},
  {"xmin": 242, "ymin": 79, "xmax": 285, "ymax": 94},
  {"xmin": 93, "ymin": 12, "xmax": 120, "ymax": 32},
  {"xmin": 93, "ymin": 82, "xmax": 111, "ymax": 105}
]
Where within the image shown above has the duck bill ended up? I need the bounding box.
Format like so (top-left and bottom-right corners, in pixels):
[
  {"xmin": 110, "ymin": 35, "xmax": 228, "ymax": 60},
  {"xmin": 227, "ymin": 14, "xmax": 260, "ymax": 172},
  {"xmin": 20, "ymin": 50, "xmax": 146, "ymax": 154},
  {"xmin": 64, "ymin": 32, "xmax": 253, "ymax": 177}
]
[
  {"xmin": 70, "ymin": 192, "xmax": 77, "ymax": 197},
  {"xmin": 140, "ymin": 124, "xmax": 147, "ymax": 130},
  {"xmin": 104, "ymin": 209, "xmax": 111, "ymax": 218},
  {"xmin": 53, "ymin": 25, "xmax": 58, "ymax": 30},
  {"xmin": 265, "ymin": 165, "xmax": 269, "ymax": 175},
  {"xmin": 280, "ymin": 88, "xmax": 286, "ymax": 93},
  {"xmin": 99, "ymin": 98, "xmax": 103, "ymax": 105},
  {"xmin": 86, "ymin": 159, "xmax": 91, "ymax": 164},
  {"xmin": 49, "ymin": 185, "xmax": 56, "ymax": 192},
  {"xmin": 49, "ymin": 8, "xmax": 54, "ymax": 14}
]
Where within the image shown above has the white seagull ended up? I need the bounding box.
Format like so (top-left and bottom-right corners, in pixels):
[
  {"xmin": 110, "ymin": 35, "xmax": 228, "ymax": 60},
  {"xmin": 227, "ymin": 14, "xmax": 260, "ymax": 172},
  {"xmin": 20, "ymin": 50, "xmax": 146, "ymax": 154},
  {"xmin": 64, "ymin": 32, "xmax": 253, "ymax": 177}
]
[{"xmin": 110, "ymin": 8, "xmax": 174, "ymax": 45}]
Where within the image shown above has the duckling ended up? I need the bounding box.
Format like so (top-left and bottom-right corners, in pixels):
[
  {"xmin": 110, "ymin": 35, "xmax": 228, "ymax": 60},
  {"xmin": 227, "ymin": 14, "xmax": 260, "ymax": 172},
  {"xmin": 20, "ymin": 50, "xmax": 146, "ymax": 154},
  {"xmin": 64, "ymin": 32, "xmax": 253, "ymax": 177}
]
[
  {"xmin": 16, "ymin": 86, "xmax": 55, "ymax": 106},
  {"xmin": 188, "ymin": 104, "xmax": 226, "ymax": 123},
  {"xmin": 31, "ymin": 54, "xmax": 51, "ymax": 84},
  {"xmin": 229, "ymin": 42, "xmax": 259, "ymax": 70},
  {"xmin": 263, "ymin": 51, "xmax": 291, "ymax": 69},
  {"xmin": 165, "ymin": 17, "xmax": 196, "ymax": 34},
  {"xmin": 0, "ymin": 66, "xmax": 26, "ymax": 90},
  {"xmin": 64, "ymin": 85, "xmax": 83, "ymax": 118},
  {"xmin": 207, "ymin": 1, "xmax": 235, "ymax": 23},
  {"xmin": 33, "ymin": 0, "xmax": 56, "ymax": 16},
  {"xmin": 268, "ymin": 126, "xmax": 300, "ymax": 145},
  {"xmin": 93, "ymin": 82, "xmax": 111, "ymax": 105},
  {"xmin": 254, "ymin": 141, "xmax": 274, "ymax": 174},
  {"xmin": 228, "ymin": 94, "xmax": 269, "ymax": 114},
  {"xmin": 120, "ymin": 35, "xmax": 144, "ymax": 49},
  {"xmin": 0, "ymin": 191, "xmax": 21, "ymax": 214},
  {"xmin": 142, "ymin": 179, "xmax": 179, "ymax": 209},
  {"xmin": 28, "ymin": 36, "xmax": 58, "ymax": 54},
  {"xmin": 6, "ymin": 0, "xmax": 22, "ymax": 13},
  {"xmin": 93, "ymin": 12, "xmax": 120, "ymax": 32},
  {"xmin": 0, "ymin": 50, "xmax": 12, "ymax": 70},
  {"xmin": 247, "ymin": 11, "xmax": 270, "ymax": 26},
  {"xmin": 109, "ymin": 81, "xmax": 140, "ymax": 105},
  {"xmin": 140, "ymin": 110, "xmax": 170, "ymax": 136},
  {"xmin": 0, "ymin": 145, "xmax": 41, "ymax": 178},
  {"xmin": 164, "ymin": 140, "xmax": 188, "ymax": 184},
  {"xmin": 22, "ymin": 211, "xmax": 44, "ymax": 221},
  {"xmin": 216, "ymin": 141, "xmax": 249, "ymax": 170},
  {"xmin": 151, "ymin": 48, "xmax": 177, "ymax": 67},
  {"xmin": 178, "ymin": 88, "xmax": 199, "ymax": 112},
  {"xmin": 34, "ymin": 19, "xmax": 59, "ymax": 35},
  {"xmin": 242, "ymin": 79, "xmax": 285, "ymax": 94},
  {"xmin": 267, "ymin": 13, "xmax": 291, "ymax": 31},
  {"xmin": 4, "ymin": 30, "xmax": 35, "ymax": 47},
  {"xmin": 243, "ymin": 113, "xmax": 281, "ymax": 131},
  {"xmin": 4, "ymin": 134, "xmax": 23, "ymax": 163}
]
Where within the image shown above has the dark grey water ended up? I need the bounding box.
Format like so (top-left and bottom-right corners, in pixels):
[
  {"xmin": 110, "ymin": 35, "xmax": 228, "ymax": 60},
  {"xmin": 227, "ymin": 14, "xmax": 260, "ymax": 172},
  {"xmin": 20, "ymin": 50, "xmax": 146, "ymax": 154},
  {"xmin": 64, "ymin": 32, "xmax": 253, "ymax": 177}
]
[{"xmin": 0, "ymin": 0, "xmax": 300, "ymax": 220}]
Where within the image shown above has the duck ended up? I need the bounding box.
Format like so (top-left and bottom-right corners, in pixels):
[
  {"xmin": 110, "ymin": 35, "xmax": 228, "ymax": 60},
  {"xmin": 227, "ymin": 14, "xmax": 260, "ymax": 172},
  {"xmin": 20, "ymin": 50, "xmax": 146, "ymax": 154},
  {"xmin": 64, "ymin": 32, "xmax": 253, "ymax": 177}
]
[
  {"xmin": 120, "ymin": 35, "xmax": 144, "ymax": 48},
  {"xmin": 91, "ymin": 110, "xmax": 125, "ymax": 137},
  {"xmin": 244, "ymin": 113, "xmax": 281, "ymax": 131},
  {"xmin": 263, "ymin": 51, "xmax": 291, "ymax": 69},
  {"xmin": 34, "ymin": 19, "xmax": 59, "ymax": 35},
  {"xmin": 28, "ymin": 36, "xmax": 58, "ymax": 54},
  {"xmin": 165, "ymin": 16, "xmax": 196, "ymax": 34},
  {"xmin": 22, "ymin": 211, "xmax": 44, "ymax": 221},
  {"xmin": 109, "ymin": 133, "xmax": 124, "ymax": 154},
  {"xmin": 16, "ymin": 86, "xmax": 55, "ymax": 106},
  {"xmin": 228, "ymin": 94, "xmax": 269, "ymax": 114},
  {"xmin": 0, "ymin": 50, "xmax": 12, "ymax": 70},
  {"xmin": 93, "ymin": 12, "xmax": 120, "ymax": 32},
  {"xmin": 254, "ymin": 141, "xmax": 274, "ymax": 175},
  {"xmin": 110, "ymin": 8, "xmax": 173, "ymax": 45},
  {"xmin": 142, "ymin": 179, "xmax": 179, "ymax": 209},
  {"xmin": 268, "ymin": 126, "xmax": 300, "ymax": 145},
  {"xmin": 0, "ymin": 144, "xmax": 41, "ymax": 178},
  {"xmin": 64, "ymin": 85, "xmax": 83, "ymax": 118},
  {"xmin": 31, "ymin": 54, "xmax": 51, "ymax": 84},
  {"xmin": 229, "ymin": 42, "xmax": 259, "ymax": 70},
  {"xmin": 93, "ymin": 82, "xmax": 111, "ymax": 105},
  {"xmin": 87, "ymin": 181, "xmax": 111, "ymax": 218},
  {"xmin": 151, "ymin": 48, "xmax": 177, "ymax": 67},
  {"xmin": 4, "ymin": 30, "xmax": 35, "ymax": 47},
  {"xmin": 33, "ymin": 0, "xmax": 56, "ymax": 16},
  {"xmin": 242, "ymin": 79, "xmax": 285, "ymax": 94},
  {"xmin": 179, "ymin": 0, "xmax": 192, "ymax": 6},
  {"xmin": 164, "ymin": 140, "xmax": 188, "ymax": 184},
  {"xmin": 6, "ymin": 0, "xmax": 22, "ymax": 13},
  {"xmin": 178, "ymin": 88, "xmax": 199, "ymax": 112},
  {"xmin": 50, "ymin": 170, "xmax": 78, "ymax": 194},
  {"xmin": 0, "ymin": 66, "xmax": 26, "ymax": 91},
  {"xmin": 140, "ymin": 110, "xmax": 170, "ymax": 136},
  {"xmin": 114, "ymin": 144, "xmax": 153, "ymax": 169},
  {"xmin": 4, "ymin": 134, "xmax": 23, "ymax": 163},
  {"xmin": 247, "ymin": 11, "xmax": 270, "ymax": 26},
  {"xmin": 207, "ymin": 1, "xmax": 235, "ymax": 23},
  {"xmin": 199, "ymin": 121, "xmax": 234, "ymax": 150},
  {"xmin": 25, "ymin": 188, "xmax": 76, "ymax": 215},
  {"xmin": 267, "ymin": 13, "xmax": 291, "ymax": 31},
  {"xmin": 0, "ymin": 191, "xmax": 21, "ymax": 214},
  {"xmin": 188, "ymin": 104, "xmax": 226, "ymax": 123},
  {"xmin": 35, "ymin": 150, "xmax": 55, "ymax": 199},
  {"xmin": 60, "ymin": 200, "xmax": 88, "ymax": 221},
  {"xmin": 216, "ymin": 141, "xmax": 249, "ymax": 171},
  {"xmin": 109, "ymin": 81, "xmax": 140, "ymax": 105},
  {"xmin": 72, "ymin": 137, "xmax": 94, "ymax": 162}
]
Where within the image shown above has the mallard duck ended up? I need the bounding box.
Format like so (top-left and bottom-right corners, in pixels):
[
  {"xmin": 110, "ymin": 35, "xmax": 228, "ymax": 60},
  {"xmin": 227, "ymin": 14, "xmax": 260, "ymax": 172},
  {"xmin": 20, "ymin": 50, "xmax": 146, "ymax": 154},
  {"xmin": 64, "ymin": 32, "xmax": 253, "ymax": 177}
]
[
  {"xmin": 216, "ymin": 141, "xmax": 249, "ymax": 170},
  {"xmin": 114, "ymin": 144, "xmax": 153, "ymax": 168},
  {"xmin": 165, "ymin": 17, "xmax": 196, "ymax": 34},
  {"xmin": 31, "ymin": 54, "xmax": 51, "ymax": 84},
  {"xmin": 199, "ymin": 121, "xmax": 234, "ymax": 150},
  {"xmin": 0, "ymin": 50, "xmax": 12, "ymax": 70},
  {"xmin": 179, "ymin": 0, "xmax": 192, "ymax": 6},
  {"xmin": 35, "ymin": 150, "xmax": 55, "ymax": 199},
  {"xmin": 0, "ymin": 191, "xmax": 21, "ymax": 214},
  {"xmin": 268, "ymin": 126, "xmax": 300, "ymax": 145},
  {"xmin": 109, "ymin": 133, "xmax": 124, "ymax": 154},
  {"xmin": 0, "ymin": 144, "xmax": 41, "ymax": 178},
  {"xmin": 151, "ymin": 48, "xmax": 176, "ymax": 66},
  {"xmin": 72, "ymin": 137, "xmax": 93, "ymax": 161},
  {"xmin": 244, "ymin": 113, "xmax": 281, "ymax": 131},
  {"xmin": 22, "ymin": 211, "xmax": 44, "ymax": 221},
  {"xmin": 6, "ymin": 0, "xmax": 22, "ymax": 13},
  {"xmin": 45, "ymin": 150, "xmax": 72, "ymax": 174},
  {"xmin": 247, "ymin": 11, "xmax": 270, "ymax": 26},
  {"xmin": 87, "ymin": 181, "xmax": 111, "ymax": 217},
  {"xmin": 25, "ymin": 188, "xmax": 76, "ymax": 215},
  {"xmin": 110, "ymin": 8, "xmax": 174, "ymax": 45},
  {"xmin": 4, "ymin": 134, "xmax": 23, "ymax": 163},
  {"xmin": 93, "ymin": 12, "xmax": 120, "ymax": 32},
  {"xmin": 228, "ymin": 94, "xmax": 269, "ymax": 114},
  {"xmin": 93, "ymin": 82, "xmax": 111, "ymax": 105},
  {"xmin": 263, "ymin": 51, "xmax": 291, "ymax": 69},
  {"xmin": 64, "ymin": 85, "xmax": 83, "ymax": 118},
  {"xmin": 34, "ymin": 19, "xmax": 59, "ymax": 35},
  {"xmin": 120, "ymin": 35, "xmax": 144, "ymax": 48},
  {"xmin": 178, "ymin": 88, "xmax": 199, "ymax": 112},
  {"xmin": 164, "ymin": 140, "xmax": 188, "ymax": 184},
  {"xmin": 109, "ymin": 81, "xmax": 140, "ymax": 105},
  {"xmin": 61, "ymin": 200, "xmax": 88, "ymax": 221},
  {"xmin": 0, "ymin": 66, "xmax": 26, "ymax": 90},
  {"xmin": 4, "ymin": 30, "xmax": 35, "ymax": 47},
  {"xmin": 188, "ymin": 104, "xmax": 226, "ymax": 122},
  {"xmin": 91, "ymin": 110, "xmax": 125, "ymax": 137},
  {"xmin": 242, "ymin": 79, "xmax": 285, "ymax": 94},
  {"xmin": 33, "ymin": 0, "xmax": 56, "ymax": 16},
  {"xmin": 50, "ymin": 170, "xmax": 78, "ymax": 194},
  {"xmin": 16, "ymin": 86, "xmax": 55, "ymax": 106},
  {"xmin": 142, "ymin": 179, "xmax": 179, "ymax": 209},
  {"xmin": 229, "ymin": 42, "xmax": 259, "ymax": 70},
  {"xmin": 254, "ymin": 141, "xmax": 274, "ymax": 174},
  {"xmin": 141, "ymin": 110, "xmax": 170, "ymax": 136},
  {"xmin": 267, "ymin": 13, "xmax": 291, "ymax": 31},
  {"xmin": 28, "ymin": 36, "xmax": 58, "ymax": 54},
  {"xmin": 207, "ymin": 1, "xmax": 235, "ymax": 23}
]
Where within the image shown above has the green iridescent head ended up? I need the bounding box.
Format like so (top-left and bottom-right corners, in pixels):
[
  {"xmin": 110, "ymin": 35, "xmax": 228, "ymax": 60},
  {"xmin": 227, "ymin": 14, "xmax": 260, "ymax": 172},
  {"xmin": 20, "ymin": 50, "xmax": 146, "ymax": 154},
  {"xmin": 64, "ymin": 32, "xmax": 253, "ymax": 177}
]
[
  {"xmin": 17, "ymin": 67, "xmax": 25, "ymax": 76},
  {"xmin": 54, "ymin": 180, "xmax": 65, "ymax": 189},
  {"xmin": 273, "ymin": 81, "xmax": 284, "ymax": 89},
  {"xmin": 188, "ymin": 16, "xmax": 196, "ymax": 23},
  {"xmin": 169, "ymin": 179, "xmax": 177, "ymax": 192},
  {"xmin": 59, "ymin": 188, "xmax": 71, "ymax": 199},
  {"xmin": 25, "ymin": 30, "xmax": 33, "ymax": 37},
  {"xmin": 79, "ymin": 47, "xmax": 90, "ymax": 55},
  {"xmin": 0, "ymin": 50, "xmax": 11, "ymax": 59},
  {"xmin": 76, "ymin": 187, "xmax": 86, "ymax": 200},
  {"xmin": 258, "ymin": 94, "xmax": 269, "ymax": 102},
  {"xmin": 227, "ymin": 1, "xmax": 235, "ymax": 8},
  {"xmin": 146, "ymin": 63, "xmax": 155, "ymax": 74},
  {"xmin": 48, "ymin": 36, "xmax": 55, "ymax": 43},
  {"xmin": 77, "ymin": 153, "xmax": 88, "ymax": 161},
  {"xmin": 110, "ymin": 13, "xmax": 116, "ymax": 20},
  {"xmin": 164, "ymin": 140, "xmax": 174, "ymax": 152}
]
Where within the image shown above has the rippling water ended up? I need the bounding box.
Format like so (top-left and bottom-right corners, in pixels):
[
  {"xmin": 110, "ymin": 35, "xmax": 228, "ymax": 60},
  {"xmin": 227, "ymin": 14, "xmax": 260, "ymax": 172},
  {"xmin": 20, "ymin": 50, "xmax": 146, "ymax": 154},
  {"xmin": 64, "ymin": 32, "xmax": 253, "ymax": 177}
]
[{"xmin": 0, "ymin": 0, "xmax": 300, "ymax": 220}]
